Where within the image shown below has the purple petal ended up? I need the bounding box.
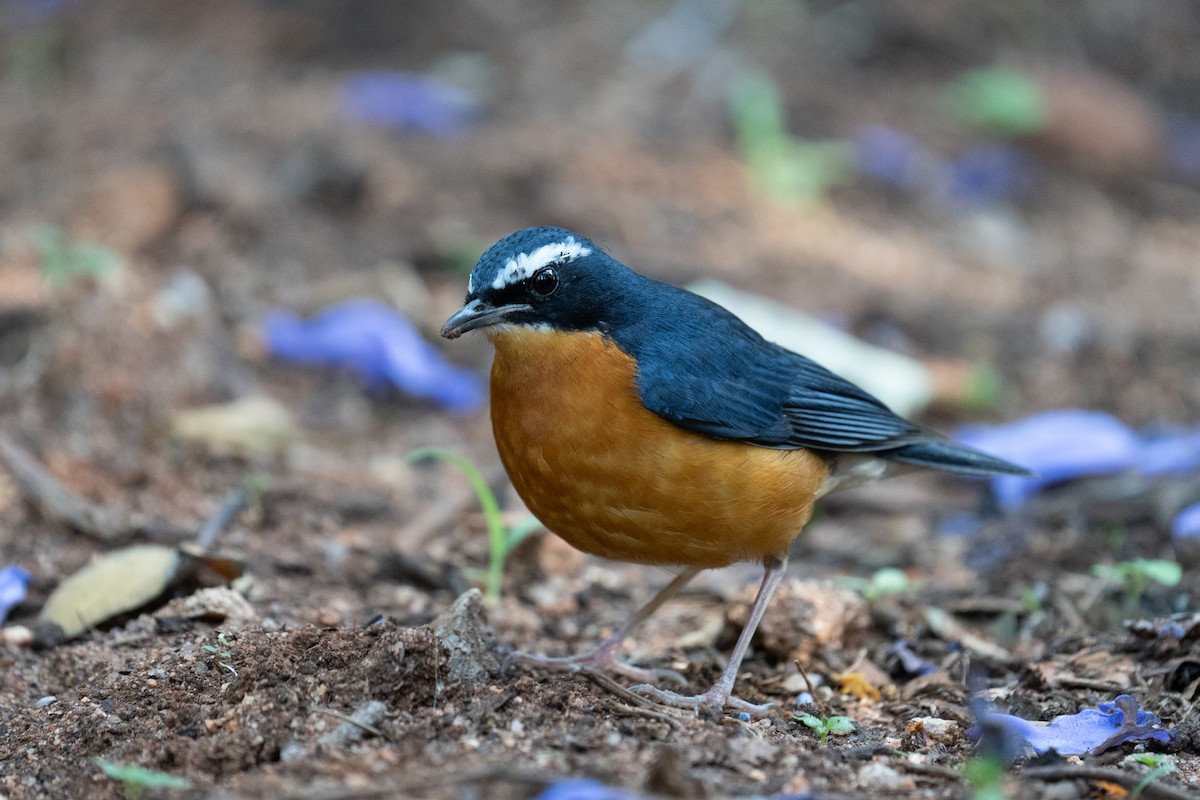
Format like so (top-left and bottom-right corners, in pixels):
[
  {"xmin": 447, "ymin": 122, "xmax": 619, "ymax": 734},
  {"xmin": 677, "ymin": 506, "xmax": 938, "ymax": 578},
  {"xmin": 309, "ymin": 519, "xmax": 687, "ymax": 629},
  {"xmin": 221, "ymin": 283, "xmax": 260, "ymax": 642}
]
[
  {"xmin": 853, "ymin": 125, "xmax": 939, "ymax": 190},
  {"xmin": 969, "ymin": 695, "xmax": 1172, "ymax": 758},
  {"xmin": 890, "ymin": 639, "xmax": 936, "ymax": 677},
  {"xmin": 340, "ymin": 72, "xmax": 479, "ymax": 137},
  {"xmin": 1173, "ymin": 502, "xmax": 1200, "ymax": 542},
  {"xmin": 944, "ymin": 144, "xmax": 1038, "ymax": 206},
  {"xmin": 1166, "ymin": 117, "xmax": 1200, "ymax": 177},
  {"xmin": 0, "ymin": 564, "xmax": 31, "ymax": 623},
  {"xmin": 262, "ymin": 300, "xmax": 484, "ymax": 413},
  {"xmin": 1135, "ymin": 426, "xmax": 1200, "ymax": 475},
  {"xmin": 956, "ymin": 410, "xmax": 1140, "ymax": 510},
  {"xmin": 534, "ymin": 779, "xmax": 644, "ymax": 800}
]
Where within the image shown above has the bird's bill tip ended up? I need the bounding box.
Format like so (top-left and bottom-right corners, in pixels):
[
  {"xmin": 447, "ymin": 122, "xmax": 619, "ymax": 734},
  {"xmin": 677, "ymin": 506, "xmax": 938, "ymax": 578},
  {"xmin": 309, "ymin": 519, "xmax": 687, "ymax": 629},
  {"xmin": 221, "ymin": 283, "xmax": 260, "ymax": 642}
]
[{"xmin": 440, "ymin": 299, "xmax": 532, "ymax": 339}]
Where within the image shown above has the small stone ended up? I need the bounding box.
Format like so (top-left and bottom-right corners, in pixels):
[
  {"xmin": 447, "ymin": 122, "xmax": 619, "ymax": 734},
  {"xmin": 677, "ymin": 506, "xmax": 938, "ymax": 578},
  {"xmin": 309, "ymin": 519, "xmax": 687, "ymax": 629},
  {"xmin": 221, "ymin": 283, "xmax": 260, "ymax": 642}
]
[
  {"xmin": 430, "ymin": 589, "xmax": 500, "ymax": 685},
  {"xmin": 907, "ymin": 716, "xmax": 961, "ymax": 744},
  {"xmin": 857, "ymin": 762, "xmax": 915, "ymax": 791},
  {"xmin": 35, "ymin": 696, "xmax": 56, "ymax": 708},
  {"xmin": 157, "ymin": 587, "xmax": 256, "ymax": 624},
  {"xmin": 1, "ymin": 625, "xmax": 33, "ymax": 647},
  {"xmin": 317, "ymin": 700, "xmax": 388, "ymax": 747}
]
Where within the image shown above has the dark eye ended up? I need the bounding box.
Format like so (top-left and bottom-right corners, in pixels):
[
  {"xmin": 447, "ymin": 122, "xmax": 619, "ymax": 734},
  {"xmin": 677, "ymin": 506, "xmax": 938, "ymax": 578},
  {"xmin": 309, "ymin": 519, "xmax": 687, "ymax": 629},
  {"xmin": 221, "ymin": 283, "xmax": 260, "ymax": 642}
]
[{"xmin": 530, "ymin": 266, "xmax": 559, "ymax": 297}]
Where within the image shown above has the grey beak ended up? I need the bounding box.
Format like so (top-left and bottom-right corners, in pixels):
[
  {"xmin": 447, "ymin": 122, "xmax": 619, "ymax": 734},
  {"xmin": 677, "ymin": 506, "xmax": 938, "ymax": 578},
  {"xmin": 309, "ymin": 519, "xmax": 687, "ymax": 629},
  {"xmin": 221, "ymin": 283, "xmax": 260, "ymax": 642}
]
[{"xmin": 440, "ymin": 299, "xmax": 533, "ymax": 339}]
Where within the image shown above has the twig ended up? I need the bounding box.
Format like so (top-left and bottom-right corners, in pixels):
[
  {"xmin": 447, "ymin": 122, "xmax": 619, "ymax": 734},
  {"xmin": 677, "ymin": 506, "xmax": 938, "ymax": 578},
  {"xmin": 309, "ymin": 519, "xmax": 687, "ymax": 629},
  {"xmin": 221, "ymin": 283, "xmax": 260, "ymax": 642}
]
[
  {"xmin": 314, "ymin": 704, "xmax": 396, "ymax": 745},
  {"xmin": 1021, "ymin": 765, "xmax": 1195, "ymax": 800},
  {"xmin": 194, "ymin": 485, "xmax": 249, "ymax": 551},
  {"xmin": 606, "ymin": 700, "xmax": 681, "ymax": 730},
  {"xmin": 794, "ymin": 659, "xmax": 830, "ymax": 719},
  {"xmin": 578, "ymin": 669, "xmax": 660, "ymax": 709},
  {"xmin": 891, "ymin": 760, "xmax": 963, "ymax": 781},
  {"xmin": 0, "ymin": 434, "xmax": 129, "ymax": 541},
  {"xmin": 1055, "ymin": 677, "xmax": 1131, "ymax": 695}
]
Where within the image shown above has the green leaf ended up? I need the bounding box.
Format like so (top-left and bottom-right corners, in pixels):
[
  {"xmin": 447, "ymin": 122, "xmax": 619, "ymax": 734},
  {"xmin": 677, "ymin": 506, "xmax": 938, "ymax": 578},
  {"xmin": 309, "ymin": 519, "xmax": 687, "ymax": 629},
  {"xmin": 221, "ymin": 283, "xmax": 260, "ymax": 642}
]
[
  {"xmin": 728, "ymin": 71, "xmax": 854, "ymax": 203},
  {"xmin": 502, "ymin": 516, "xmax": 544, "ymax": 556},
  {"xmin": 793, "ymin": 713, "xmax": 854, "ymax": 745},
  {"xmin": 31, "ymin": 225, "xmax": 122, "ymax": 289},
  {"xmin": 95, "ymin": 758, "xmax": 191, "ymax": 791},
  {"xmin": 1128, "ymin": 558, "xmax": 1182, "ymax": 587},
  {"xmin": 947, "ymin": 68, "xmax": 1046, "ymax": 136},
  {"xmin": 962, "ymin": 753, "xmax": 1007, "ymax": 800},
  {"xmin": 406, "ymin": 448, "xmax": 507, "ymax": 604},
  {"xmin": 824, "ymin": 716, "xmax": 855, "ymax": 736},
  {"xmin": 795, "ymin": 712, "xmax": 822, "ymax": 730}
]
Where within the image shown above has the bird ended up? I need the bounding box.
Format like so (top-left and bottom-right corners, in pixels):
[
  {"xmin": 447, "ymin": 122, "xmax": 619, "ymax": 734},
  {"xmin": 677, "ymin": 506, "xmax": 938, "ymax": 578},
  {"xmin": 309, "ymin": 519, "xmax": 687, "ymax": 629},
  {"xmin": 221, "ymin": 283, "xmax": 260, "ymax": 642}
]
[{"xmin": 440, "ymin": 226, "xmax": 1029, "ymax": 715}]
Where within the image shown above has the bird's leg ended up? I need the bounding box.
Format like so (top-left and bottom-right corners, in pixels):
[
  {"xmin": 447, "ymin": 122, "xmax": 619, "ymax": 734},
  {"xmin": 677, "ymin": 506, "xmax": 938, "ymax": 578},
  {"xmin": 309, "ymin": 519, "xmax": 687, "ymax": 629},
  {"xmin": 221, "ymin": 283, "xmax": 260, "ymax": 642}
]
[
  {"xmin": 506, "ymin": 569, "xmax": 699, "ymax": 685},
  {"xmin": 630, "ymin": 555, "xmax": 787, "ymax": 716}
]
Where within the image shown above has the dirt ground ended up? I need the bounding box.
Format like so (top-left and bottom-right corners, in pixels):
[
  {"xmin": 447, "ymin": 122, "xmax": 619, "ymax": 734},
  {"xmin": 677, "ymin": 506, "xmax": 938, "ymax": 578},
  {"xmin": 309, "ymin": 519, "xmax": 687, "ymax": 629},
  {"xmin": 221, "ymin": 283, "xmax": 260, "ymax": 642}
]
[{"xmin": 3, "ymin": 2, "xmax": 1200, "ymax": 798}]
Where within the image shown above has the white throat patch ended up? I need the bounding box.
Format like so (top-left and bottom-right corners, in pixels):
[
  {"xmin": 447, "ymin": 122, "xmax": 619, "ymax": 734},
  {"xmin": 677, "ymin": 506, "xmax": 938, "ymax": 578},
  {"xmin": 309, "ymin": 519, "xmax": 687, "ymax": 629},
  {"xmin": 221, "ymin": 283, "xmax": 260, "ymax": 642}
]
[{"xmin": 491, "ymin": 238, "xmax": 592, "ymax": 290}]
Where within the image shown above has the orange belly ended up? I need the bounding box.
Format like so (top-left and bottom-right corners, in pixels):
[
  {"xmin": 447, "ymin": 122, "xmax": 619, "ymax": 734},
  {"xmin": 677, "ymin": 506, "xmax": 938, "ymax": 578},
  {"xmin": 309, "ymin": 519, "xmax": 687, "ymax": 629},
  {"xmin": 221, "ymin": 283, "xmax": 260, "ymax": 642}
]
[{"xmin": 488, "ymin": 327, "xmax": 830, "ymax": 569}]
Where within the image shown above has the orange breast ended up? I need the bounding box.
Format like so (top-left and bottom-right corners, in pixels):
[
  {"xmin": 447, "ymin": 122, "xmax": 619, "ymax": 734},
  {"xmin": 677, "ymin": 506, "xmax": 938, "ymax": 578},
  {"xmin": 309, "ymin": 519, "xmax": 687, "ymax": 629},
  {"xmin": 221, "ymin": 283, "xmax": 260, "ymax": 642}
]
[{"xmin": 488, "ymin": 327, "xmax": 830, "ymax": 569}]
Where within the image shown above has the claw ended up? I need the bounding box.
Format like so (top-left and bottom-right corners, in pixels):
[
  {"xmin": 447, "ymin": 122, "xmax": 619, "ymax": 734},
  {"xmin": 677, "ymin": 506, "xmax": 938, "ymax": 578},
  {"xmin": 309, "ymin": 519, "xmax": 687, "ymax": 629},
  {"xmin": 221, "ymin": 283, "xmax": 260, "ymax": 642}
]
[
  {"xmin": 629, "ymin": 682, "xmax": 774, "ymax": 717},
  {"xmin": 506, "ymin": 647, "xmax": 687, "ymax": 685}
]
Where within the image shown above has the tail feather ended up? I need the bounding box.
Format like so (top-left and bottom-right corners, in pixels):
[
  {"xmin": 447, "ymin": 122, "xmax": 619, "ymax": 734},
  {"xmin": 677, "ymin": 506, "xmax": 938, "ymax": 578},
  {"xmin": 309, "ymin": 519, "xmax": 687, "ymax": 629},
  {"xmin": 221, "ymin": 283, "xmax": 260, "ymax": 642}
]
[{"xmin": 882, "ymin": 439, "xmax": 1032, "ymax": 477}]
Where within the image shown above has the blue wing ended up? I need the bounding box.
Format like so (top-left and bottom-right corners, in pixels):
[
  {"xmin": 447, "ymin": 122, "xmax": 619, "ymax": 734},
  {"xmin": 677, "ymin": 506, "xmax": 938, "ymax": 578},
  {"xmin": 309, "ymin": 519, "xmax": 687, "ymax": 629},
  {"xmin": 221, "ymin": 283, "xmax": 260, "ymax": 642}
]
[{"xmin": 616, "ymin": 284, "xmax": 1026, "ymax": 476}]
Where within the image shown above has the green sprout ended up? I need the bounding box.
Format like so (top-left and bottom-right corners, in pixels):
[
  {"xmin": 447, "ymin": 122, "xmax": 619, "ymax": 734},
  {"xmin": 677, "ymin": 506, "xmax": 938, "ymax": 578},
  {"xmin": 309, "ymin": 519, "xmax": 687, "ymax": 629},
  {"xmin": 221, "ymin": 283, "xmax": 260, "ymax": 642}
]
[
  {"xmin": 201, "ymin": 632, "xmax": 238, "ymax": 677},
  {"xmin": 1092, "ymin": 558, "xmax": 1182, "ymax": 610},
  {"xmin": 30, "ymin": 225, "xmax": 122, "ymax": 289},
  {"xmin": 94, "ymin": 758, "xmax": 191, "ymax": 800},
  {"xmin": 946, "ymin": 68, "xmax": 1046, "ymax": 136},
  {"xmin": 961, "ymin": 753, "xmax": 1007, "ymax": 800},
  {"xmin": 407, "ymin": 448, "xmax": 542, "ymax": 604},
  {"xmin": 1126, "ymin": 753, "xmax": 1178, "ymax": 800},
  {"xmin": 729, "ymin": 71, "xmax": 855, "ymax": 204},
  {"xmin": 793, "ymin": 712, "xmax": 855, "ymax": 745},
  {"xmin": 834, "ymin": 566, "xmax": 914, "ymax": 602}
]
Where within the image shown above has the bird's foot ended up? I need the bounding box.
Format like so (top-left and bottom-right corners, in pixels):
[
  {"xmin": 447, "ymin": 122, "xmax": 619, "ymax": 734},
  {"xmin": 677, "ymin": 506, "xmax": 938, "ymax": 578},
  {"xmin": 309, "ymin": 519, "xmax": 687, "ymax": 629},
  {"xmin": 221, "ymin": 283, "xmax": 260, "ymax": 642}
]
[
  {"xmin": 505, "ymin": 646, "xmax": 687, "ymax": 686},
  {"xmin": 628, "ymin": 682, "xmax": 774, "ymax": 717}
]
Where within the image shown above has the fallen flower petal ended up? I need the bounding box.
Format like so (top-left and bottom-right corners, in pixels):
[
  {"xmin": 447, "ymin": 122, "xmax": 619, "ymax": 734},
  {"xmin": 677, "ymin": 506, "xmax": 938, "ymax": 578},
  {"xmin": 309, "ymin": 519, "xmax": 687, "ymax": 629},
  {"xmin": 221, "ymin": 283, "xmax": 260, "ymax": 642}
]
[
  {"xmin": 1134, "ymin": 425, "xmax": 1200, "ymax": 475},
  {"xmin": 944, "ymin": 144, "xmax": 1038, "ymax": 206},
  {"xmin": 969, "ymin": 695, "xmax": 1173, "ymax": 758},
  {"xmin": 341, "ymin": 72, "xmax": 480, "ymax": 136},
  {"xmin": 263, "ymin": 300, "xmax": 484, "ymax": 413},
  {"xmin": 852, "ymin": 124, "xmax": 938, "ymax": 191},
  {"xmin": 890, "ymin": 639, "xmax": 937, "ymax": 678},
  {"xmin": 534, "ymin": 779, "xmax": 645, "ymax": 800},
  {"xmin": 0, "ymin": 564, "xmax": 31, "ymax": 624},
  {"xmin": 956, "ymin": 410, "xmax": 1140, "ymax": 510}
]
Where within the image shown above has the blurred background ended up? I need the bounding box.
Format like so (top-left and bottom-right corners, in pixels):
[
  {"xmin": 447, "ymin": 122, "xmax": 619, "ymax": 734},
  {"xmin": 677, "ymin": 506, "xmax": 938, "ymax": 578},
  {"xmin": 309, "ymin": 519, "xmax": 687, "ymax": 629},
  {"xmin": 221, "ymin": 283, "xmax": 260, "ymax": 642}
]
[
  {"xmin": 2, "ymin": 0, "xmax": 1199, "ymax": 448},
  {"xmin": 3, "ymin": 2, "xmax": 1200, "ymax": 795}
]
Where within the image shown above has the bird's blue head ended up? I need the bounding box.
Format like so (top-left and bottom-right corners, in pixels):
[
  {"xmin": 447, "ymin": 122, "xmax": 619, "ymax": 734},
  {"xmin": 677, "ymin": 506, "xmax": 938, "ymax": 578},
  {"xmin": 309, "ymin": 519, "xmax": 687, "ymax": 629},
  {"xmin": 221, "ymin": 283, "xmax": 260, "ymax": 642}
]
[{"xmin": 441, "ymin": 226, "xmax": 636, "ymax": 339}]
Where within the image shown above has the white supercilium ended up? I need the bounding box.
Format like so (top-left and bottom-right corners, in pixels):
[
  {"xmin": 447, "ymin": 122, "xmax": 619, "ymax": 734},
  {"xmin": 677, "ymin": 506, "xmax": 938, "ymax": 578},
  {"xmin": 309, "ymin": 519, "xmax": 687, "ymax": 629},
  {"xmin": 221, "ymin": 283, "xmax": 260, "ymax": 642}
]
[{"xmin": 491, "ymin": 239, "xmax": 592, "ymax": 290}]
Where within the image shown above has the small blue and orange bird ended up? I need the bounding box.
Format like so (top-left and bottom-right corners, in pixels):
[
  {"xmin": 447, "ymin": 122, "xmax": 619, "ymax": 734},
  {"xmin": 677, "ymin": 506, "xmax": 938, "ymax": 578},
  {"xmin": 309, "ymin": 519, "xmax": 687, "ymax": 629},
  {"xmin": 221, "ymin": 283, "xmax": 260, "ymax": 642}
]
[{"xmin": 441, "ymin": 226, "xmax": 1028, "ymax": 715}]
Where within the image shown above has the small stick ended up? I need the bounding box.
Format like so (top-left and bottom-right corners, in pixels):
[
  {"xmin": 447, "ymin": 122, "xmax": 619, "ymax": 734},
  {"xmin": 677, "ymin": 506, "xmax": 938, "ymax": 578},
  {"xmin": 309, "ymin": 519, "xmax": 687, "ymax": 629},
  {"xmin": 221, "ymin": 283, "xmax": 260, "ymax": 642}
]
[
  {"xmin": 794, "ymin": 659, "xmax": 830, "ymax": 718},
  {"xmin": 0, "ymin": 434, "xmax": 128, "ymax": 541},
  {"xmin": 1021, "ymin": 764, "xmax": 1194, "ymax": 800}
]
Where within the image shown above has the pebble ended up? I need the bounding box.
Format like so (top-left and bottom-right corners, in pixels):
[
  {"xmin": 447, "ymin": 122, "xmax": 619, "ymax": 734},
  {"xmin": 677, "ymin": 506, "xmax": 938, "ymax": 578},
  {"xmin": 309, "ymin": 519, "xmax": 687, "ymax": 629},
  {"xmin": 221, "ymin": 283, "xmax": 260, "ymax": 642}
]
[
  {"xmin": 1, "ymin": 625, "xmax": 33, "ymax": 647},
  {"xmin": 857, "ymin": 761, "xmax": 915, "ymax": 791},
  {"xmin": 907, "ymin": 716, "xmax": 961, "ymax": 744}
]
